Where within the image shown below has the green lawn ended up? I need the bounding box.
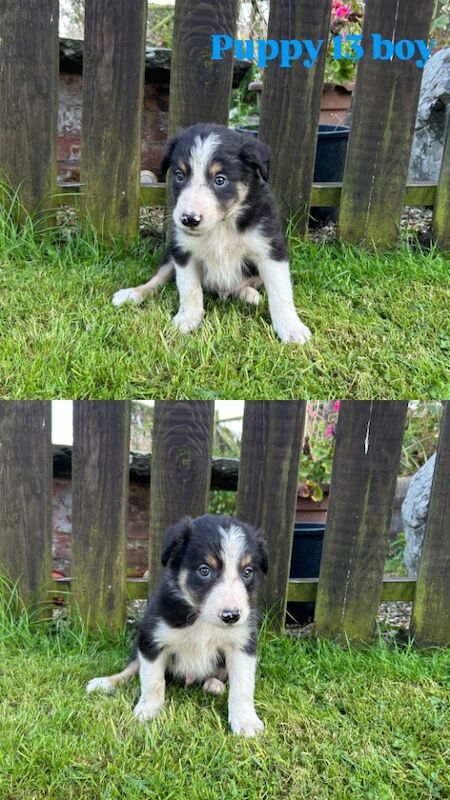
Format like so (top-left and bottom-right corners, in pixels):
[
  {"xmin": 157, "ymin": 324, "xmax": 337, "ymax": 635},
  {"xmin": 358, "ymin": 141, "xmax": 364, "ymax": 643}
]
[
  {"xmin": 0, "ymin": 216, "xmax": 449, "ymax": 398},
  {"xmin": 1, "ymin": 601, "xmax": 449, "ymax": 800}
]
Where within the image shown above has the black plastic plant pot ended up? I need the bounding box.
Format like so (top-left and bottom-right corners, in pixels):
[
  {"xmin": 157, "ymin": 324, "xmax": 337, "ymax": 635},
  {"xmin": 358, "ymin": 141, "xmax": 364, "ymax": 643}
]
[
  {"xmin": 287, "ymin": 522, "xmax": 326, "ymax": 625},
  {"xmin": 234, "ymin": 123, "xmax": 350, "ymax": 227}
]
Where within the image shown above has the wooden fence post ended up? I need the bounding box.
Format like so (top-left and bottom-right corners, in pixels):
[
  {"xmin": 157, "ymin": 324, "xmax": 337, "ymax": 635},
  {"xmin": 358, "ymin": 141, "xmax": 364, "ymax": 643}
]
[
  {"xmin": 72, "ymin": 401, "xmax": 131, "ymax": 630},
  {"xmin": 0, "ymin": 402, "xmax": 52, "ymax": 610},
  {"xmin": 0, "ymin": 0, "xmax": 58, "ymax": 220},
  {"xmin": 411, "ymin": 402, "xmax": 450, "ymax": 647},
  {"xmin": 432, "ymin": 109, "xmax": 450, "ymax": 250},
  {"xmin": 259, "ymin": 0, "xmax": 332, "ymax": 232},
  {"xmin": 148, "ymin": 401, "xmax": 215, "ymax": 593},
  {"xmin": 81, "ymin": 0, "xmax": 147, "ymax": 242},
  {"xmin": 339, "ymin": 0, "xmax": 434, "ymax": 247},
  {"xmin": 168, "ymin": 0, "xmax": 238, "ymax": 134},
  {"xmin": 236, "ymin": 401, "xmax": 306, "ymax": 629},
  {"xmin": 314, "ymin": 401, "xmax": 408, "ymax": 643}
]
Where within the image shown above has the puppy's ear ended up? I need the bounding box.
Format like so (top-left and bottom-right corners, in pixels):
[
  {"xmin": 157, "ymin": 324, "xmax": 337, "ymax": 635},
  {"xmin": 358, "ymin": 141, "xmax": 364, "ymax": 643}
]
[
  {"xmin": 159, "ymin": 131, "xmax": 183, "ymax": 180},
  {"xmin": 256, "ymin": 532, "xmax": 268, "ymax": 574},
  {"xmin": 239, "ymin": 137, "xmax": 271, "ymax": 183},
  {"xmin": 161, "ymin": 517, "xmax": 192, "ymax": 566}
]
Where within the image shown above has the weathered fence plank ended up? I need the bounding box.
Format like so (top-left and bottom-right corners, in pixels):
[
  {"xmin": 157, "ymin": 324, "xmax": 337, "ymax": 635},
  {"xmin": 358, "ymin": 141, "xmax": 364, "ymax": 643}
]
[
  {"xmin": 339, "ymin": 0, "xmax": 434, "ymax": 247},
  {"xmin": 236, "ymin": 401, "xmax": 306, "ymax": 628},
  {"xmin": 0, "ymin": 402, "xmax": 52, "ymax": 609},
  {"xmin": 148, "ymin": 401, "xmax": 215, "ymax": 593},
  {"xmin": 0, "ymin": 0, "xmax": 58, "ymax": 219},
  {"xmin": 169, "ymin": 0, "xmax": 238, "ymax": 134},
  {"xmin": 432, "ymin": 110, "xmax": 450, "ymax": 250},
  {"xmin": 315, "ymin": 401, "xmax": 408, "ymax": 643},
  {"xmin": 259, "ymin": 0, "xmax": 332, "ymax": 231},
  {"xmin": 72, "ymin": 401, "xmax": 131, "ymax": 630},
  {"xmin": 411, "ymin": 402, "xmax": 450, "ymax": 647},
  {"xmin": 81, "ymin": 0, "xmax": 147, "ymax": 242}
]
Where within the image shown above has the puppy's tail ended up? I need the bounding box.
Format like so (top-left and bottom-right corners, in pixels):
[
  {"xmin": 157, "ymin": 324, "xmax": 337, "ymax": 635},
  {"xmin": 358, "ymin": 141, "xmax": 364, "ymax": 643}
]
[{"xmin": 86, "ymin": 651, "xmax": 139, "ymax": 695}]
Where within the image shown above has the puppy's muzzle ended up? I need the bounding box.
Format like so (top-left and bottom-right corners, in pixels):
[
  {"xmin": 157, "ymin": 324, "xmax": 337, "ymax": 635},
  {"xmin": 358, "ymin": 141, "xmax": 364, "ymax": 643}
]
[
  {"xmin": 181, "ymin": 212, "xmax": 202, "ymax": 229},
  {"xmin": 220, "ymin": 608, "xmax": 241, "ymax": 625}
]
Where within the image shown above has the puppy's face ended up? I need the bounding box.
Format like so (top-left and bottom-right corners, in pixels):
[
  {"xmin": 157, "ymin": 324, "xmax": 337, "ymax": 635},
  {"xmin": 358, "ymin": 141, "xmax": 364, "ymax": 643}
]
[
  {"xmin": 160, "ymin": 125, "xmax": 271, "ymax": 236},
  {"xmin": 162, "ymin": 515, "xmax": 268, "ymax": 628}
]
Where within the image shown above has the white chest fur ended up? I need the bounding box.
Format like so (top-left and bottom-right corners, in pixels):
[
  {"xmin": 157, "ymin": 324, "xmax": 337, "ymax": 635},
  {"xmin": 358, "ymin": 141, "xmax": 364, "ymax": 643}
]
[
  {"xmin": 153, "ymin": 618, "xmax": 250, "ymax": 680},
  {"xmin": 175, "ymin": 223, "xmax": 270, "ymax": 294}
]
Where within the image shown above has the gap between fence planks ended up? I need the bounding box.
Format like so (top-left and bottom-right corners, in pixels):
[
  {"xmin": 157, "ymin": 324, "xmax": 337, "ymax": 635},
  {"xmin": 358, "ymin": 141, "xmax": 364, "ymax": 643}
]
[
  {"xmin": 314, "ymin": 401, "xmax": 409, "ymax": 644},
  {"xmin": 411, "ymin": 401, "xmax": 450, "ymax": 647},
  {"xmin": 81, "ymin": 0, "xmax": 147, "ymax": 242},
  {"xmin": 71, "ymin": 402, "xmax": 131, "ymax": 630},
  {"xmin": 0, "ymin": 0, "xmax": 59, "ymax": 221},
  {"xmin": 432, "ymin": 109, "xmax": 450, "ymax": 250},
  {"xmin": 237, "ymin": 401, "xmax": 306, "ymax": 630},
  {"xmin": 148, "ymin": 401, "xmax": 215, "ymax": 594},
  {"xmin": 0, "ymin": 402, "xmax": 53, "ymax": 611},
  {"xmin": 339, "ymin": 0, "xmax": 435, "ymax": 247},
  {"xmin": 259, "ymin": 0, "xmax": 332, "ymax": 233}
]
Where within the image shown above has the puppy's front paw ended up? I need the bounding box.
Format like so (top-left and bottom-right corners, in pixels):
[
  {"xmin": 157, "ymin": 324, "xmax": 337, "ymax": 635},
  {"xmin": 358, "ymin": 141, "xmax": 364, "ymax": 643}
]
[
  {"xmin": 229, "ymin": 712, "xmax": 264, "ymax": 737},
  {"xmin": 86, "ymin": 676, "xmax": 115, "ymax": 694},
  {"xmin": 133, "ymin": 698, "xmax": 164, "ymax": 722},
  {"xmin": 275, "ymin": 317, "xmax": 312, "ymax": 344},
  {"xmin": 112, "ymin": 287, "xmax": 144, "ymax": 307},
  {"xmin": 172, "ymin": 311, "xmax": 203, "ymax": 333}
]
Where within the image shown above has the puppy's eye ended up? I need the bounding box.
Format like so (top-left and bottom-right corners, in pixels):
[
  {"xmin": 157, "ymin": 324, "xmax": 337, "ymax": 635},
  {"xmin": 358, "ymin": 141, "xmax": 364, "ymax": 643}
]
[
  {"xmin": 214, "ymin": 174, "xmax": 227, "ymax": 186},
  {"xmin": 174, "ymin": 169, "xmax": 185, "ymax": 183},
  {"xmin": 242, "ymin": 567, "xmax": 253, "ymax": 581},
  {"xmin": 198, "ymin": 564, "xmax": 211, "ymax": 578}
]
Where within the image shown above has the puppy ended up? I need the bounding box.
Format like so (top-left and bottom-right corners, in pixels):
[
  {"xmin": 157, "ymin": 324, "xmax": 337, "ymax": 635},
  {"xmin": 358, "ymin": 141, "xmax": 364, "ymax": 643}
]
[
  {"xmin": 86, "ymin": 514, "xmax": 268, "ymax": 737},
  {"xmin": 112, "ymin": 123, "xmax": 311, "ymax": 344}
]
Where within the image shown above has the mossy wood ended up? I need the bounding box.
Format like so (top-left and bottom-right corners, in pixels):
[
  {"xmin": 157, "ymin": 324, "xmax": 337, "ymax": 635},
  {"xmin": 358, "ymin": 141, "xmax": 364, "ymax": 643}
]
[
  {"xmin": 71, "ymin": 401, "xmax": 131, "ymax": 630},
  {"xmin": 168, "ymin": 0, "xmax": 238, "ymax": 135},
  {"xmin": 432, "ymin": 111, "xmax": 450, "ymax": 249},
  {"xmin": 236, "ymin": 401, "xmax": 306, "ymax": 630},
  {"xmin": 314, "ymin": 401, "xmax": 408, "ymax": 644},
  {"xmin": 0, "ymin": 0, "xmax": 58, "ymax": 220},
  {"xmin": 148, "ymin": 401, "xmax": 215, "ymax": 594},
  {"xmin": 339, "ymin": 0, "xmax": 434, "ymax": 247},
  {"xmin": 0, "ymin": 402, "xmax": 52, "ymax": 610},
  {"xmin": 259, "ymin": 0, "xmax": 332, "ymax": 233},
  {"xmin": 81, "ymin": 1, "xmax": 147, "ymax": 242},
  {"xmin": 411, "ymin": 402, "xmax": 450, "ymax": 647}
]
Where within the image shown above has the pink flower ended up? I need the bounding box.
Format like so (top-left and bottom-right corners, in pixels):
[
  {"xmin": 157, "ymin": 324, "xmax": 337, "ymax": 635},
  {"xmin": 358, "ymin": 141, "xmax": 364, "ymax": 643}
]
[
  {"xmin": 325, "ymin": 425, "xmax": 334, "ymax": 437},
  {"xmin": 333, "ymin": 400, "xmax": 341, "ymax": 412},
  {"xmin": 335, "ymin": 5, "xmax": 351, "ymax": 16}
]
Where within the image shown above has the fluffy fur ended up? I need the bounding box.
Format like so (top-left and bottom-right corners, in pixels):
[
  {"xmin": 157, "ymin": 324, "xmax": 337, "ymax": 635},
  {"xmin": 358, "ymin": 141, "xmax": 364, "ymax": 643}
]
[
  {"xmin": 112, "ymin": 123, "xmax": 311, "ymax": 344},
  {"xmin": 86, "ymin": 514, "xmax": 268, "ymax": 737}
]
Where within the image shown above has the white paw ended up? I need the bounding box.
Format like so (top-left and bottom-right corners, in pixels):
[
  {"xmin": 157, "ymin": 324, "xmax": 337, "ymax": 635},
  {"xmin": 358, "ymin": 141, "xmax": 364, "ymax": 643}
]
[
  {"xmin": 172, "ymin": 311, "xmax": 203, "ymax": 333},
  {"xmin": 229, "ymin": 712, "xmax": 264, "ymax": 737},
  {"xmin": 133, "ymin": 698, "xmax": 164, "ymax": 722},
  {"xmin": 86, "ymin": 676, "xmax": 115, "ymax": 694},
  {"xmin": 239, "ymin": 286, "xmax": 261, "ymax": 305},
  {"xmin": 203, "ymin": 677, "xmax": 225, "ymax": 695},
  {"xmin": 275, "ymin": 317, "xmax": 312, "ymax": 344},
  {"xmin": 112, "ymin": 287, "xmax": 144, "ymax": 307}
]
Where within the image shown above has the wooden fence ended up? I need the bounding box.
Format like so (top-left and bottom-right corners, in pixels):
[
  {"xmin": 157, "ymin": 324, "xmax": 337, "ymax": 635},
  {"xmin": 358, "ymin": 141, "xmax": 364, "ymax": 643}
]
[
  {"xmin": 0, "ymin": 400, "xmax": 449, "ymax": 648},
  {"xmin": 1, "ymin": 1, "xmax": 449, "ymax": 248}
]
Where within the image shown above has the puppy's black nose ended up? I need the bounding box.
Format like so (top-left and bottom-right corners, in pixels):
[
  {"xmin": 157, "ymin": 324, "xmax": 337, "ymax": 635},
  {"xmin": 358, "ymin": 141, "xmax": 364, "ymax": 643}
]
[
  {"xmin": 220, "ymin": 608, "xmax": 241, "ymax": 625},
  {"xmin": 181, "ymin": 212, "xmax": 202, "ymax": 228}
]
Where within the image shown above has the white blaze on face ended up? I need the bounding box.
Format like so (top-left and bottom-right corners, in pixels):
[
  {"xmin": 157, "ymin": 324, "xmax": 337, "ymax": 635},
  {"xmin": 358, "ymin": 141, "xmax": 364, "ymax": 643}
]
[
  {"xmin": 200, "ymin": 524, "xmax": 251, "ymax": 626},
  {"xmin": 173, "ymin": 134, "xmax": 224, "ymax": 230}
]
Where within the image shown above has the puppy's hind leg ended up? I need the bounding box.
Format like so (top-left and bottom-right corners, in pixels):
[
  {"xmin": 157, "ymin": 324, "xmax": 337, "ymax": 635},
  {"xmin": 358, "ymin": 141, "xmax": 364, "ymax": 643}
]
[
  {"xmin": 86, "ymin": 657, "xmax": 139, "ymax": 695},
  {"xmin": 112, "ymin": 258, "xmax": 175, "ymax": 307}
]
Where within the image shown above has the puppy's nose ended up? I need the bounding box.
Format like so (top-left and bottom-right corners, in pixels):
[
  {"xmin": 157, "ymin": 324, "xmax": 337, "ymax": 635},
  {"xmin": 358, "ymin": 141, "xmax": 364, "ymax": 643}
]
[
  {"xmin": 181, "ymin": 212, "xmax": 202, "ymax": 228},
  {"xmin": 220, "ymin": 608, "xmax": 241, "ymax": 625}
]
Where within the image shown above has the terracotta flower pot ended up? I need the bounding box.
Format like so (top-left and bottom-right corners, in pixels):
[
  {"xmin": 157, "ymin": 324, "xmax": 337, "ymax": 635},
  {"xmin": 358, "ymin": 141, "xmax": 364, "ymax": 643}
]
[
  {"xmin": 319, "ymin": 82, "xmax": 354, "ymax": 126},
  {"xmin": 296, "ymin": 483, "xmax": 330, "ymax": 524}
]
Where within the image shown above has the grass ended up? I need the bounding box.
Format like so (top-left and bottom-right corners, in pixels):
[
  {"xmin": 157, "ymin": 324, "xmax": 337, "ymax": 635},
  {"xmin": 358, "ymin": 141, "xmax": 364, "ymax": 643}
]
[
  {"xmin": 0, "ymin": 207, "xmax": 449, "ymax": 398},
  {"xmin": 1, "ymin": 586, "xmax": 449, "ymax": 800}
]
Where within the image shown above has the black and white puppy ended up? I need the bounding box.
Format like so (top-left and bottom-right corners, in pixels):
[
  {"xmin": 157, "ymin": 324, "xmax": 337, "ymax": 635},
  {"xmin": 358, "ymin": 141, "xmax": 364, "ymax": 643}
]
[
  {"xmin": 112, "ymin": 123, "xmax": 311, "ymax": 344},
  {"xmin": 86, "ymin": 514, "xmax": 268, "ymax": 737}
]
